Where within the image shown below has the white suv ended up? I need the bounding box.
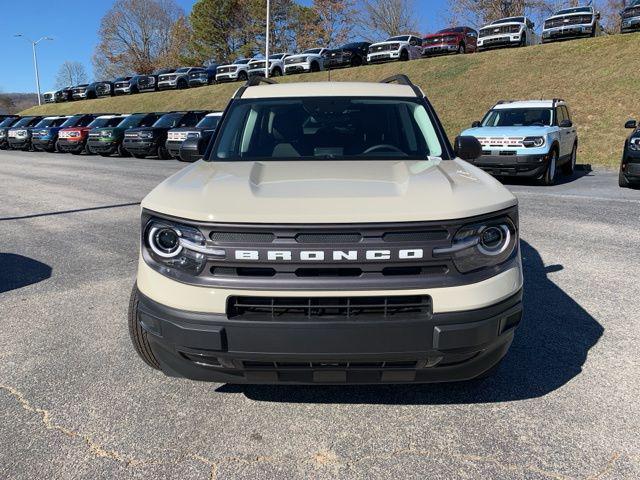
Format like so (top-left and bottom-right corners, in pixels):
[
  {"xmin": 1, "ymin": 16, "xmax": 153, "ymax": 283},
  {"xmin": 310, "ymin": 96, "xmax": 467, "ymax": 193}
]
[
  {"xmin": 215, "ymin": 59, "xmax": 253, "ymax": 83},
  {"xmin": 367, "ymin": 35, "xmax": 423, "ymax": 63},
  {"xmin": 477, "ymin": 16, "xmax": 539, "ymax": 51},
  {"xmin": 248, "ymin": 53, "xmax": 291, "ymax": 77},
  {"xmin": 284, "ymin": 48, "xmax": 328, "ymax": 75},
  {"xmin": 542, "ymin": 6, "xmax": 603, "ymax": 43}
]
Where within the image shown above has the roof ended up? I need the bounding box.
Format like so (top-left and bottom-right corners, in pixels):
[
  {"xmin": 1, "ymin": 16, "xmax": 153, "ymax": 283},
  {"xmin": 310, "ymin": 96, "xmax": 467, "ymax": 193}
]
[
  {"xmin": 240, "ymin": 82, "xmax": 418, "ymax": 99},
  {"xmin": 494, "ymin": 100, "xmax": 563, "ymax": 109}
]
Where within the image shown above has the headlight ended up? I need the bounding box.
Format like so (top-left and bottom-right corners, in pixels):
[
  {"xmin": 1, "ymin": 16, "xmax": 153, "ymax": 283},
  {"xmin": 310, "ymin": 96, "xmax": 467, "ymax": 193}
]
[
  {"xmin": 433, "ymin": 216, "xmax": 518, "ymax": 273},
  {"xmin": 523, "ymin": 136, "xmax": 545, "ymax": 148},
  {"xmin": 139, "ymin": 131, "xmax": 154, "ymax": 139},
  {"xmin": 100, "ymin": 130, "xmax": 113, "ymax": 138},
  {"xmin": 510, "ymin": 25, "xmax": 521, "ymax": 33},
  {"xmin": 187, "ymin": 131, "xmax": 200, "ymax": 139},
  {"xmin": 144, "ymin": 219, "xmax": 213, "ymax": 275},
  {"xmin": 343, "ymin": 50, "xmax": 353, "ymax": 57},
  {"xmin": 630, "ymin": 139, "xmax": 640, "ymax": 151}
]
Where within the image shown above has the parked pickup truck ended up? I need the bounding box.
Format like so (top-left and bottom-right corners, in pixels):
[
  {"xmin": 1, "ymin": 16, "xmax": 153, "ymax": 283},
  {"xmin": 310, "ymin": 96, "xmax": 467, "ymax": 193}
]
[
  {"xmin": 621, "ymin": 0, "xmax": 640, "ymax": 33},
  {"xmin": 284, "ymin": 49, "xmax": 327, "ymax": 74},
  {"xmin": 461, "ymin": 99, "xmax": 578, "ymax": 185},
  {"xmin": 542, "ymin": 6, "xmax": 603, "ymax": 43},
  {"xmin": 113, "ymin": 76, "xmax": 134, "ymax": 95},
  {"xmin": 248, "ymin": 54, "xmax": 291, "ymax": 77},
  {"xmin": 477, "ymin": 16, "xmax": 538, "ymax": 51},
  {"xmin": 367, "ymin": 35, "xmax": 423, "ymax": 63},
  {"xmin": 129, "ymin": 69, "xmax": 176, "ymax": 94},
  {"xmin": 87, "ymin": 112, "xmax": 163, "ymax": 157},
  {"xmin": 128, "ymin": 75, "xmax": 523, "ymax": 385},
  {"xmin": 216, "ymin": 59, "xmax": 253, "ymax": 83},
  {"xmin": 422, "ymin": 26, "xmax": 478, "ymax": 55},
  {"xmin": 158, "ymin": 67, "xmax": 203, "ymax": 90},
  {"xmin": 188, "ymin": 64, "xmax": 218, "ymax": 87},
  {"xmin": 323, "ymin": 42, "xmax": 371, "ymax": 68}
]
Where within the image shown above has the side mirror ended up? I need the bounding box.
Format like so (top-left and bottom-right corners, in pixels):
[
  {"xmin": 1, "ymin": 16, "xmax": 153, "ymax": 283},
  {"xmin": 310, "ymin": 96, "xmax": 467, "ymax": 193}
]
[
  {"xmin": 454, "ymin": 136, "xmax": 482, "ymax": 161},
  {"xmin": 596, "ymin": 12, "xmax": 601, "ymax": 19},
  {"xmin": 559, "ymin": 119, "xmax": 573, "ymax": 128},
  {"xmin": 179, "ymin": 136, "xmax": 205, "ymax": 163},
  {"xmin": 625, "ymin": 119, "xmax": 637, "ymax": 129},
  {"xmin": 471, "ymin": 120, "xmax": 482, "ymax": 128}
]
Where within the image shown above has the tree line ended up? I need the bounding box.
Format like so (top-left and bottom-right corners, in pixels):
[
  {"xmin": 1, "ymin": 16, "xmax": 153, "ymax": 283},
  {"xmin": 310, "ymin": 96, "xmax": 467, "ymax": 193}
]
[{"xmin": 64, "ymin": 0, "xmax": 629, "ymax": 82}]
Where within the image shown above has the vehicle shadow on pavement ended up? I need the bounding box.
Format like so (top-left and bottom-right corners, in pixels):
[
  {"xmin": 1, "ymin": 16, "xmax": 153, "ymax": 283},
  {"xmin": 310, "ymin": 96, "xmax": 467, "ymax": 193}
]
[
  {"xmin": 218, "ymin": 241, "xmax": 604, "ymax": 404},
  {"xmin": 0, "ymin": 253, "xmax": 52, "ymax": 294},
  {"xmin": 500, "ymin": 167, "xmax": 592, "ymax": 187}
]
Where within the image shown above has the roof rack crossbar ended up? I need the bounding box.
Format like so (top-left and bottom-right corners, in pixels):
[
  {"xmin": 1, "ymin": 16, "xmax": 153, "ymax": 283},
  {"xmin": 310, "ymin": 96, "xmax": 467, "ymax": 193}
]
[{"xmin": 247, "ymin": 76, "xmax": 278, "ymax": 87}]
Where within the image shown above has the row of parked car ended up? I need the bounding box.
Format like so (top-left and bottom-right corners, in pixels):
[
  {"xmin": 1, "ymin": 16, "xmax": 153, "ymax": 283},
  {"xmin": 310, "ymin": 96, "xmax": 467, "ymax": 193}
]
[
  {"xmin": 0, "ymin": 111, "xmax": 221, "ymax": 162},
  {"xmin": 43, "ymin": 4, "xmax": 634, "ymax": 104}
]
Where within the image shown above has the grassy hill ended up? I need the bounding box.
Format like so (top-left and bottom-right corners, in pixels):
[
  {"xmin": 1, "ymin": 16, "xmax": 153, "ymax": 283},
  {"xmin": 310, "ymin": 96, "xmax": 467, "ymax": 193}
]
[{"xmin": 22, "ymin": 33, "xmax": 640, "ymax": 168}]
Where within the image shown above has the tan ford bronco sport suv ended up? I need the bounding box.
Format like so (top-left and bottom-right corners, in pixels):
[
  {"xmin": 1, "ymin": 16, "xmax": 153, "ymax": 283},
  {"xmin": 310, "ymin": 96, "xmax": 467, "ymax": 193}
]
[{"xmin": 129, "ymin": 75, "xmax": 523, "ymax": 384}]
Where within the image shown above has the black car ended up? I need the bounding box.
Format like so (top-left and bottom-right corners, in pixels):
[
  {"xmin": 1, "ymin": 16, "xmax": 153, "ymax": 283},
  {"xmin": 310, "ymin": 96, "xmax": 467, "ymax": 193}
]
[
  {"xmin": 123, "ymin": 111, "xmax": 209, "ymax": 159},
  {"xmin": 113, "ymin": 76, "xmax": 134, "ymax": 95},
  {"xmin": 54, "ymin": 87, "xmax": 73, "ymax": 103},
  {"xmin": 87, "ymin": 112, "xmax": 163, "ymax": 157},
  {"xmin": 166, "ymin": 112, "xmax": 222, "ymax": 159},
  {"xmin": 188, "ymin": 64, "xmax": 218, "ymax": 87},
  {"xmin": 0, "ymin": 116, "xmax": 21, "ymax": 149},
  {"xmin": 86, "ymin": 81, "xmax": 113, "ymax": 98},
  {"xmin": 129, "ymin": 69, "xmax": 176, "ymax": 94},
  {"xmin": 323, "ymin": 42, "xmax": 371, "ymax": 69},
  {"xmin": 71, "ymin": 84, "xmax": 90, "ymax": 101},
  {"xmin": 32, "ymin": 114, "xmax": 97, "ymax": 153},
  {"xmin": 620, "ymin": 119, "xmax": 640, "ymax": 188},
  {"xmin": 7, "ymin": 116, "xmax": 53, "ymax": 151}
]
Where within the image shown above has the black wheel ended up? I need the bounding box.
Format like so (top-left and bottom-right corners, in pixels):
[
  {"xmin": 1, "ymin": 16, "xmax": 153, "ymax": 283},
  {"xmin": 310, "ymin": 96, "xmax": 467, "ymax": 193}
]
[
  {"xmin": 520, "ymin": 33, "xmax": 527, "ymax": 47},
  {"xmin": 351, "ymin": 55, "xmax": 363, "ymax": 67},
  {"xmin": 540, "ymin": 149, "xmax": 558, "ymax": 186},
  {"xmin": 619, "ymin": 169, "xmax": 630, "ymax": 188},
  {"xmin": 238, "ymin": 71, "xmax": 248, "ymax": 82},
  {"xmin": 118, "ymin": 144, "xmax": 131, "ymax": 157},
  {"xmin": 562, "ymin": 143, "xmax": 577, "ymax": 175},
  {"xmin": 457, "ymin": 43, "xmax": 465, "ymax": 54},
  {"xmin": 177, "ymin": 79, "xmax": 188, "ymax": 89},
  {"xmin": 70, "ymin": 149, "xmax": 83, "ymax": 156},
  {"xmin": 272, "ymin": 67, "xmax": 282, "ymax": 77},
  {"xmin": 399, "ymin": 49, "xmax": 409, "ymax": 61},
  {"xmin": 157, "ymin": 146, "xmax": 171, "ymax": 160},
  {"xmin": 128, "ymin": 287, "xmax": 160, "ymax": 370},
  {"xmin": 310, "ymin": 61, "xmax": 320, "ymax": 72}
]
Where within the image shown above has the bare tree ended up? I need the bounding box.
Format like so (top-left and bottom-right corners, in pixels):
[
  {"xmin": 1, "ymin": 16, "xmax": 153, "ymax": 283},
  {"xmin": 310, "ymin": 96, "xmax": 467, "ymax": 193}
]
[
  {"xmin": 55, "ymin": 61, "xmax": 88, "ymax": 88},
  {"xmin": 310, "ymin": 0, "xmax": 358, "ymax": 47},
  {"xmin": 448, "ymin": 0, "xmax": 555, "ymax": 28},
  {"xmin": 602, "ymin": 0, "xmax": 626, "ymax": 32},
  {"xmin": 92, "ymin": 0, "xmax": 187, "ymax": 77},
  {"xmin": 360, "ymin": 0, "xmax": 421, "ymax": 39}
]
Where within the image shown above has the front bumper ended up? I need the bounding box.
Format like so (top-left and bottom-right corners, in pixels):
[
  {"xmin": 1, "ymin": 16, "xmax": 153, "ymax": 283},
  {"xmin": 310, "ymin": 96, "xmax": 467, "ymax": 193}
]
[
  {"xmin": 57, "ymin": 138, "xmax": 86, "ymax": 153},
  {"xmin": 367, "ymin": 51, "xmax": 401, "ymax": 63},
  {"xmin": 158, "ymin": 81, "xmax": 178, "ymax": 90},
  {"xmin": 248, "ymin": 70, "xmax": 267, "ymax": 77},
  {"xmin": 284, "ymin": 64, "xmax": 311, "ymax": 75},
  {"xmin": 216, "ymin": 73, "xmax": 239, "ymax": 82},
  {"xmin": 422, "ymin": 44, "xmax": 459, "ymax": 55},
  {"xmin": 188, "ymin": 78, "xmax": 209, "ymax": 87},
  {"xmin": 72, "ymin": 93, "xmax": 88, "ymax": 100},
  {"xmin": 87, "ymin": 139, "xmax": 119, "ymax": 154},
  {"xmin": 478, "ymin": 35, "xmax": 521, "ymax": 50},
  {"xmin": 542, "ymin": 25, "xmax": 593, "ymax": 42},
  {"xmin": 165, "ymin": 140, "xmax": 184, "ymax": 158},
  {"xmin": 32, "ymin": 138, "xmax": 56, "ymax": 150},
  {"xmin": 114, "ymin": 87, "xmax": 131, "ymax": 95},
  {"xmin": 8, "ymin": 138, "xmax": 31, "ymax": 149},
  {"xmin": 135, "ymin": 286, "xmax": 522, "ymax": 384},
  {"xmin": 470, "ymin": 153, "xmax": 548, "ymax": 177},
  {"xmin": 123, "ymin": 138, "xmax": 158, "ymax": 155}
]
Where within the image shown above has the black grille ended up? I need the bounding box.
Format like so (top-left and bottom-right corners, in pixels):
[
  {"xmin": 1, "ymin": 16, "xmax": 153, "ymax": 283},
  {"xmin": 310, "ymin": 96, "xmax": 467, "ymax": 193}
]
[
  {"xmin": 242, "ymin": 360, "xmax": 418, "ymax": 370},
  {"xmin": 227, "ymin": 295, "xmax": 432, "ymax": 320},
  {"xmin": 295, "ymin": 233, "xmax": 362, "ymax": 243},
  {"xmin": 382, "ymin": 230, "xmax": 448, "ymax": 242},
  {"xmin": 545, "ymin": 15, "xmax": 592, "ymax": 28},
  {"xmin": 210, "ymin": 231, "xmax": 275, "ymax": 243}
]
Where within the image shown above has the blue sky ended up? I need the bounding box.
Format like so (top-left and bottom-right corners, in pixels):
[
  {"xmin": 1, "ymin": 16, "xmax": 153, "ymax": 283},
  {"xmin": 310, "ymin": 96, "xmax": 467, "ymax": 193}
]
[{"xmin": 0, "ymin": 0, "xmax": 449, "ymax": 93}]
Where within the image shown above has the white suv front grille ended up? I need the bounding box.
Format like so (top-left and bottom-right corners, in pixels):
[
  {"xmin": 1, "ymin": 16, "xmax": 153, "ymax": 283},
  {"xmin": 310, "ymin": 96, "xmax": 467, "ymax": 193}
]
[{"xmin": 476, "ymin": 137, "xmax": 525, "ymax": 148}]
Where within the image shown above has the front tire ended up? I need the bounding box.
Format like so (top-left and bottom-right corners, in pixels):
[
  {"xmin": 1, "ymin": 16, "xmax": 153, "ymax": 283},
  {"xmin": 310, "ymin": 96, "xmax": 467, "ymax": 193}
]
[
  {"xmin": 157, "ymin": 146, "xmax": 171, "ymax": 160},
  {"xmin": 400, "ymin": 49, "xmax": 409, "ymax": 61},
  {"xmin": 272, "ymin": 67, "xmax": 282, "ymax": 77},
  {"xmin": 520, "ymin": 33, "xmax": 527, "ymax": 47},
  {"xmin": 118, "ymin": 144, "xmax": 131, "ymax": 157},
  {"xmin": 562, "ymin": 143, "xmax": 577, "ymax": 175},
  {"xmin": 128, "ymin": 287, "xmax": 160, "ymax": 370},
  {"xmin": 351, "ymin": 55, "xmax": 363, "ymax": 67},
  {"xmin": 457, "ymin": 43, "xmax": 465, "ymax": 54},
  {"xmin": 310, "ymin": 61, "xmax": 320, "ymax": 72},
  {"xmin": 541, "ymin": 150, "xmax": 558, "ymax": 186},
  {"xmin": 238, "ymin": 71, "xmax": 248, "ymax": 82},
  {"xmin": 619, "ymin": 169, "xmax": 630, "ymax": 188}
]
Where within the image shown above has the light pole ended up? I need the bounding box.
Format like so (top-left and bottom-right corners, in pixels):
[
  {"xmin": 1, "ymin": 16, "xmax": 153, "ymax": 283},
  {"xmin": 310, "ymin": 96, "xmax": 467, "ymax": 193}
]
[
  {"xmin": 14, "ymin": 34, "xmax": 53, "ymax": 106},
  {"xmin": 265, "ymin": 0, "xmax": 270, "ymax": 78}
]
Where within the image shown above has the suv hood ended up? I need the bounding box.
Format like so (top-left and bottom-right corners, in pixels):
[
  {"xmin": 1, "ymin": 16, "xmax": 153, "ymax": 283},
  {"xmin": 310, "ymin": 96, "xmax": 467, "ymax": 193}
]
[
  {"xmin": 370, "ymin": 40, "xmax": 405, "ymax": 47},
  {"xmin": 424, "ymin": 32, "xmax": 462, "ymax": 39},
  {"xmin": 547, "ymin": 12, "xmax": 593, "ymax": 21},
  {"xmin": 483, "ymin": 21, "xmax": 523, "ymax": 28},
  {"xmin": 142, "ymin": 159, "xmax": 516, "ymax": 224},
  {"xmin": 462, "ymin": 126, "xmax": 551, "ymax": 137}
]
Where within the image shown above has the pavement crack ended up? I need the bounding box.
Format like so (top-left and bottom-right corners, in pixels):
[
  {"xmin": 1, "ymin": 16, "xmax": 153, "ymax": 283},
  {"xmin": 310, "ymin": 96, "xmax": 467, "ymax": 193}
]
[{"xmin": 0, "ymin": 383, "xmax": 141, "ymax": 467}]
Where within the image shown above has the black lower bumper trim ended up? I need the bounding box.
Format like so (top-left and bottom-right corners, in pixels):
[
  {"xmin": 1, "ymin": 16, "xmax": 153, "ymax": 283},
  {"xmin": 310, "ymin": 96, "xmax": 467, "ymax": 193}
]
[
  {"xmin": 135, "ymin": 288, "xmax": 523, "ymax": 384},
  {"xmin": 472, "ymin": 154, "xmax": 547, "ymax": 177}
]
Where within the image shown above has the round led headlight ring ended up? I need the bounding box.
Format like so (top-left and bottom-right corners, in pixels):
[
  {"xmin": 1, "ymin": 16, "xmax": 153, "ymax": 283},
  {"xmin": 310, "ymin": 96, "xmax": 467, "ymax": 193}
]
[
  {"xmin": 148, "ymin": 226, "xmax": 183, "ymax": 258},
  {"xmin": 477, "ymin": 224, "xmax": 511, "ymax": 256}
]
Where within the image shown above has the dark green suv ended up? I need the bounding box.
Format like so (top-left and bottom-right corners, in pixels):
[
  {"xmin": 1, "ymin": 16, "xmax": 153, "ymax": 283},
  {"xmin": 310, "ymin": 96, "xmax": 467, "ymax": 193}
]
[{"xmin": 87, "ymin": 113, "xmax": 163, "ymax": 157}]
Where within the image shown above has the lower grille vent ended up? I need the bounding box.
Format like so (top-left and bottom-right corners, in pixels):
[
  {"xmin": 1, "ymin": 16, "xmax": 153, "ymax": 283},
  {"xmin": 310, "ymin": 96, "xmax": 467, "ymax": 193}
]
[{"xmin": 227, "ymin": 295, "xmax": 432, "ymax": 320}]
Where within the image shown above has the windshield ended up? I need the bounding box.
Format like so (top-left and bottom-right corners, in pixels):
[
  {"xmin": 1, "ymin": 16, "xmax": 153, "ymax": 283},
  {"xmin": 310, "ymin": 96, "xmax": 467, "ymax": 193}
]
[
  {"xmin": 13, "ymin": 117, "xmax": 36, "ymax": 127},
  {"xmin": 234, "ymin": 59, "xmax": 251, "ymax": 65},
  {"xmin": 175, "ymin": 68, "xmax": 190, "ymax": 73},
  {"xmin": 35, "ymin": 117, "xmax": 66, "ymax": 128},
  {"xmin": 196, "ymin": 115, "xmax": 221, "ymax": 129},
  {"xmin": 303, "ymin": 49, "xmax": 322, "ymax": 54},
  {"xmin": 492, "ymin": 17, "xmax": 524, "ymax": 24},
  {"xmin": 387, "ymin": 35, "xmax": 410, "ymax": 41},
  {"xmin": 269, "ymin": 54, "xmax": 285, "ymax": 59},
  {"xmin": 152, "ymin": 113, "xmax": 184, "ymax": 128},
  {"xmin": 556, "ymin": 7, "xmax": 591, "ymax": 15},
  {"xmin": 209, "ymin": 97, "xmax": 443, "ymax": 161},
  {"xmin": 482, "ymin": 108, "xmax": 553, "ymax": 127},
  {"xmin": 0, "ymin": 117, "xmax": 17, "ymax": 127},
  {"xmin": 118, "ymin": 114, "xmax": 152, "ymax": 129},
  {"xmin": 89, "ymin": 117, "xmax": 125, "ymax": 128}
]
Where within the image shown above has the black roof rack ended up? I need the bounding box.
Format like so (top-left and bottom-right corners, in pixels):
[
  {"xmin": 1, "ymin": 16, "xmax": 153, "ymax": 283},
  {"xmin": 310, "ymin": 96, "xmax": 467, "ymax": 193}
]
[
  {"xmin": 234, "ymin": 76, "xmax": 278, "ymax": 99},
  {"xmin": 379, "ymin": 74, "xmax": 422, "ymax": 97}
]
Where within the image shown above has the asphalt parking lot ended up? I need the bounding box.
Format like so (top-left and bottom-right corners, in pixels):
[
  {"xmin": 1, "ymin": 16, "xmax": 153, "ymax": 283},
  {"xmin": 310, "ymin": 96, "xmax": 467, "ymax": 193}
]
[{"xmin": 0, "ymin": 150, "xmax": 639, "ymax": 479}]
